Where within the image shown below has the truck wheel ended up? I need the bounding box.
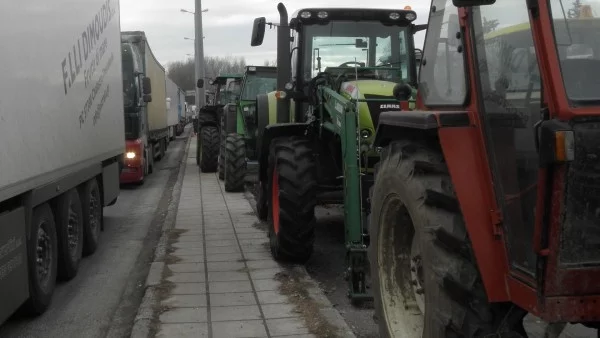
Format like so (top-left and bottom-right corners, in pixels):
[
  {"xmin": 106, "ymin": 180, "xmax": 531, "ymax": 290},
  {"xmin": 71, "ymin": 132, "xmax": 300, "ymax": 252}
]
[
  {"xmin": 148, "ymin": 147, "xmax": 154, "ymax": 174},
  {"xmin": 369, "ymin": 140, "xmax": 527, "ymax": 338},
  {"xmin": 54, "ymin": 189, "xmax": 84, "ymax": 281},
  {"xmin": 24, "ymin": 203, "xmax": 58, "ymax": 315},
  {"xmin": 224, "ymin": 133, "xmax": 247, "ymax": 192},
  {"xmin": 267, "ymin": 137, "xmax": 317, "ymax": 263},
  {"xmin": 80, "ymin": 179, "xmax": 102, "ymax": 256},
  {"xmin": 200, "ymin": 126, "xmax": 219, "ymax": 172}
]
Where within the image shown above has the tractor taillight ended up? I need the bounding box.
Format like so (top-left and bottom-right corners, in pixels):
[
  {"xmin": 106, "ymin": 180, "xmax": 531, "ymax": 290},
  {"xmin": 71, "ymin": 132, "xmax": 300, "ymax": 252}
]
[{"xmin": 554, "ymin": 130, "xmax": 575, "ymax": 162}]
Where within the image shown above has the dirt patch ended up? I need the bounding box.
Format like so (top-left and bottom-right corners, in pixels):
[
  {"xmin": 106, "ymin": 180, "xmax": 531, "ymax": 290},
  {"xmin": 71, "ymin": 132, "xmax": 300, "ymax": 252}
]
[
  {"xmin": 253, "ymin": 220, "xmax": 268, "ymax": 231},
  {"xmin": 164, "ymin": 254, "xmax": 182, "ymax": 265},
  {"xmin": 276, "ymin": 269, "xmax": 341, "ymax": 338}
]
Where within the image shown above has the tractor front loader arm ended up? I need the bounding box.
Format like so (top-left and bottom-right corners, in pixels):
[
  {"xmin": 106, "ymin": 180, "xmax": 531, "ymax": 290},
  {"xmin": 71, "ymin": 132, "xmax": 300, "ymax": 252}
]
[{"xmin": 319, "ymin": 86, "xmax": 371, "ymax": 302}]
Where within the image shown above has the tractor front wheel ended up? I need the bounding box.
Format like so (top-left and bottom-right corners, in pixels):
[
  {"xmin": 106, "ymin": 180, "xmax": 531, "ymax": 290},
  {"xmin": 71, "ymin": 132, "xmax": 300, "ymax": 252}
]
[
  {"xmin": 369, "ymin": 140, "xmax": 527, "ymax": 338},
  {"xmin": 199, "ymin": 126, "xmax": 219, "ymax": 172},
  {"xmin": 218, "ymin": 114, "xmax": 226, "ymax": 180},
  {"xmin": 267, "ymin": 137, "xmax": 317, "ymax": 263},
  {"xmin": 224, "ymin": 133, "xmax": 246, "ymax": 192}
]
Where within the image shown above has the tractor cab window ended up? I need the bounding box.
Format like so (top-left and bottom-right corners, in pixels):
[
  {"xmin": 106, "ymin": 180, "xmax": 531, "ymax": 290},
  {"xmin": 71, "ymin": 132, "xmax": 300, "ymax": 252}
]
[
  {"xmin": 302, "ymin": 21, "xmax": 414, "ymax": 84},
  {"xmin": 241, "ymin": 73, "xmax": 277, "ymax": 100},
  {"xmin": 549, "ymin": 0, "xmax": 600, "ymax": 105}
]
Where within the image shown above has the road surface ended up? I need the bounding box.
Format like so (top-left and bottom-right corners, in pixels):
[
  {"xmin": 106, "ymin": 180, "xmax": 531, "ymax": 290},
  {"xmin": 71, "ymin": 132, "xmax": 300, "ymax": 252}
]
[{"xmin": 0, "ymin": 131, "xmax": 189, "ymax": 338}]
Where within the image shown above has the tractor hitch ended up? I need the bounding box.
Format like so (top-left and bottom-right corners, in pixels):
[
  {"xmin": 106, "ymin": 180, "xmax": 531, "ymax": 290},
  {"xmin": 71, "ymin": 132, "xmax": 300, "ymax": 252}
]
[{"xmin": 345, "ymin": 245, "xmax": 373, "ymax": 304}]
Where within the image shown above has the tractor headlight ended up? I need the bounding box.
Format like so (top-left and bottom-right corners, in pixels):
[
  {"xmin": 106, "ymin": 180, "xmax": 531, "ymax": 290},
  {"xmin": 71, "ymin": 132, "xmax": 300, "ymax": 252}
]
[
  {"xmin": 126, "ymin": 152, "xmax": 136, "ymax": 159},
  {"xmin": 300, "ymin": 11, "xmax": 311, "ymax": 19},
  {"xmin": 405, "ymin": 12, "xmax": 417, "ymax": 21},
  {"xmin": 360, "ymin": 129, "xmax": 372, "ymax": 138},
  {"xmin": 317, "ymin": 11, "xmax": 328, "ymax": 19},
  {"xmin": 389, "ymin": 12, "xmax": 401, "ymax": 20},
  {"xmin": 284, "ymin": 82, "xmax": 294, "ymax": 90}
]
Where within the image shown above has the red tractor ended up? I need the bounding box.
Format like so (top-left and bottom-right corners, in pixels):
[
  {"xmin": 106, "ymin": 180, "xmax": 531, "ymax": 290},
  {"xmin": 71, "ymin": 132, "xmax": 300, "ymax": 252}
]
[{"xmin": 369, "ymin": 0, "xmax": 600, "ymax": 336}]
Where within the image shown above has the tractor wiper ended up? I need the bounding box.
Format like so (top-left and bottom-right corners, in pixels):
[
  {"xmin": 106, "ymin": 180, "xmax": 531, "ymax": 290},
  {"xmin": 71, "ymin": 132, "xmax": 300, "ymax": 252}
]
[{"xmin": 375, "ymin": 61, "xmax": 403, "ymax": 68}]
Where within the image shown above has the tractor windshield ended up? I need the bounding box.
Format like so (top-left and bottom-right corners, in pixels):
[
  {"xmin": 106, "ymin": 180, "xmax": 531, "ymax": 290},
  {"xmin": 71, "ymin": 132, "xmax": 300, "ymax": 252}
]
[
  {"xmin": 241, "ymin": 73, "xmax": 277, "ymax": 100},
  {"xmin": 302, "ymin": 21, "xmax": 414, "ymax": 83},
  {"xmin": 550, "ymin": 0, "xmax": 600, "ymax": 105},
  {"xmin": 218, "ymin": 79, "xmax": 241, "ymax": 105}
]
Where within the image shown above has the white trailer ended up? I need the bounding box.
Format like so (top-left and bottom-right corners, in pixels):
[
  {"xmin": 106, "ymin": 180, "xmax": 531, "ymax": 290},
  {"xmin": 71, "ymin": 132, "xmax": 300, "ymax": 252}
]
[
  {"xmin": 0, "ymin": 0, "xmax": 124, "ymax": 324},
  {"xmin": 166, "ymin": 77, "xmax": 180, "ymax": 141}
]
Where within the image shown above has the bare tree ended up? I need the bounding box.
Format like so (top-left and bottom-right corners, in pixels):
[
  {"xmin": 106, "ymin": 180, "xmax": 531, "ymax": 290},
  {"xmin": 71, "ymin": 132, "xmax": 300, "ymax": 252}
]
[
  {"xmin": 167, "ymin": 56, "xmax": 247, "ymax": 90},
  {"xmin": 482, "ymin": 17, "xmax": 500, "ymax": 34},
  {"xmin": 263, "ymin": 59, "xmax": 277, "ymax": 66},
  {"xmin": 568, "ymin": 0, "xmax": 583, "ymax": 18}
]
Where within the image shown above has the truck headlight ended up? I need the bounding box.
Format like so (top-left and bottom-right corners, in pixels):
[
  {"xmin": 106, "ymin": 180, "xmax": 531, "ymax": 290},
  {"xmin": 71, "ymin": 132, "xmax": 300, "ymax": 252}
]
[{"xmin": 126, "ymin": 152, "xmax": 136, "ymax": 159}]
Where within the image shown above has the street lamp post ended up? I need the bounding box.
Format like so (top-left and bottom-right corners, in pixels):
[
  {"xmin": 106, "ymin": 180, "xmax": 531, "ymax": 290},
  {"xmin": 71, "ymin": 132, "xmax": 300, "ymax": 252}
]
[{"xmin": 180, "ymin": 6, "xmax": 208, "ymax": 109}]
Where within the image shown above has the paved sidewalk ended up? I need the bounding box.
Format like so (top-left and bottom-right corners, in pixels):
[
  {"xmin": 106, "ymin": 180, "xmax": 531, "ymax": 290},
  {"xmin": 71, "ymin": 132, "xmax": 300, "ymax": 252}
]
[{"xmin": 142, "ymin": 136, "xmax": 354, "ymax": 338}]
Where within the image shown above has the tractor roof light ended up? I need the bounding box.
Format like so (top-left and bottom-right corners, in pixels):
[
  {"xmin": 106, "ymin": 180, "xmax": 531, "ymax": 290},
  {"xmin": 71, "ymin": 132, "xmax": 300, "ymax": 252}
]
[
  {"xmin": 275, "ymin": 91, "xmax": 287, "ymax": 99},
  {"xmin": 389, "ymin": 12, "xmax": 401, "ymax": 20},
  {"xmin": 300, "ymin": 11, "xmax": 312, "ymax": 19},
  {"xmin": 284, "ymin": 82, "xmax": 294, "ymax": 90},
  {"xmin": 405, "ymin": 12, "xmax": 417, "ymax": 21},
  {"xmin": 404, "ymin": 6, "xmax": 412, "ymax": 10},
  {"xmin": 317, "ymin": 11, "xmax": 328, "ymax": 19},
  {"xmin": 248, "ymin": 66, "xmax": 256, "ymax": 72}
]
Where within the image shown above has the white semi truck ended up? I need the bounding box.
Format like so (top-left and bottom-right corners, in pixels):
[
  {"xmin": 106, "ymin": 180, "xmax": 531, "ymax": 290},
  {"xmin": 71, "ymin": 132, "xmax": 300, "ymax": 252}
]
[{"xmin": 0, "ymin": 0, "xmax": 124, "ymax": 324}]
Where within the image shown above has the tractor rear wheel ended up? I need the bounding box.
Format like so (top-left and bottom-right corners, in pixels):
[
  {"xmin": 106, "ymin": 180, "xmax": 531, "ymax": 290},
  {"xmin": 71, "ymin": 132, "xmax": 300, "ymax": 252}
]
[
  {"xmin": 199, "ymin": 126, "xmax": 219, "ymax": 172},
  {"xmin": 224, "ymin": 133, "xmax": 246, "ymax": 192},
  {"xmin": 369, "ymin": 140, "xmax": 527, "ymax": 338},
  {"xmin": 218, "ymin": 115, "xmax": 226, "ymax": 180},
  {"xmin": 267, "ymin": 137, "xmax": 317, "ymax": 263}
]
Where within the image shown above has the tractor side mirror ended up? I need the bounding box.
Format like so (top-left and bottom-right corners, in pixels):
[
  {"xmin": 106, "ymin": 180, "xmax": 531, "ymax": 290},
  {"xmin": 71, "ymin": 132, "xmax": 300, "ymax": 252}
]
[
  {"xmin": 197, "ymin": 79, "xmax": 204, "ymax": 88},
  {"xmin": 143, "ymin": 94, "xmax": 152, "ymax": 103},
  {"xmin": 142, "ymin": 77, "xmax": 152, "ymax": 94},
  {"xmin": 452, "ymin": 0, "xmax": 495, "ymax": 6},
  {"xmin": 355, "ymin": 39, "xmax": 368, "ymax": 48},
  {"xmin": 251, "ymin": 17, "xmax": 266, "ymax": 46}
]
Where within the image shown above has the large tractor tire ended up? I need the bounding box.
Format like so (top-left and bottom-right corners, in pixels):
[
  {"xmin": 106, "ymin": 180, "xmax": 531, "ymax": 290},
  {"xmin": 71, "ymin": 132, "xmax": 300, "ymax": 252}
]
[
  {"xmin": 199, "ymin": 126, "xmax": 219, "ymax": 172},
  {"xmin": 267, "ymin": 137, "xmax": 317, "ymax": 263},
  {"xmin": 218, "ymin": 114, "xmax": 226, "ymax": 180},
  {"xmin": 224, "ymin": 133, "xmax": 247, "ymax": 192},
  {"xmin": 369, "ymin": 140, "xmax": 527, "ymax": 338}
]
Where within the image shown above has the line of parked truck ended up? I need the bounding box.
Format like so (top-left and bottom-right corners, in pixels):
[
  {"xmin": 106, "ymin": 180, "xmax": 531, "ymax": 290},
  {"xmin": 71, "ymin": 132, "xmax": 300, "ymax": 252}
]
[{"xmin": 0, "ymin": 0, "xmax": 189, "ymax": 325}]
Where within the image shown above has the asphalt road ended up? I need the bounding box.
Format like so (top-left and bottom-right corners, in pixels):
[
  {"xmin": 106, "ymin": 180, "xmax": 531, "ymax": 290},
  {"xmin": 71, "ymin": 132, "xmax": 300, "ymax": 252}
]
[
  {"xmin": 305, "ymin": 206, "xmax": 597, "ymax": 338},
  {"xmin": 0, "ymin": 129, "xmax": 190, "ymax": 338}
]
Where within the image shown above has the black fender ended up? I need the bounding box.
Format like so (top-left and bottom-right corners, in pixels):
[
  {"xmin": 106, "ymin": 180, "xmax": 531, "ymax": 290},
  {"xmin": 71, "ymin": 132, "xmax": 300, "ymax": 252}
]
[
  {"xmin": 256, "ymin": 94, "xmax": 270, "ymax": 145},
  {"xmin": 373, "ymin": 110, "xmax": 470, "ymax": 148},
  {"xmin": 198, "ymin": 106, "xmax": 219, "ymax": 129},
  {"xmin": 223, "ymin": 103, "xmax": 237, "ymax": 134},
  {"xmin": 258, "ymin": 123, "xmax": 309, "ymax": 183}
]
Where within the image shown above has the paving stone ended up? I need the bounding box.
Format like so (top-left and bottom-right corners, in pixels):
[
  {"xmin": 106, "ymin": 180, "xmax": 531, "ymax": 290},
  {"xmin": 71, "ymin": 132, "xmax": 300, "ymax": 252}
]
[
  {"xmin": 239, "ymin": 239, "xmax": 268, "ymax": 246},
  {"xmin": 241, "ymin": 245, "xmax": 268, "ymax": 253},
  {"xmin": 166, "ymin": 272, "xmax": 205, "ymax": 283},
  {"xmin": 208, "ymin": 271, "xmax": 250, "ymax": 282},
  {"xmin": 171, "ymin": 248, "xmax": 205, "ymax": 256},
  {"xmin": 174, "ymin": 255, "xmax": 204, "ymax": 263},
  {"xmin": 172, "ymin": 241, "xmax": 204, "ymax": 249},
  {"xmin": 211, "ymin": 320, "xmax": 267, "ymax": 338},
  {"xmin": 244, "ymin": 252, "xmax": 273, "ymax": 261},
  {"xmin": 206, "ymin": 240, "xmax": 238, "ymax": 247},
  {"xmin": 266, "ymin": 318, "xmax": 310, "ymax": 336},
  {"xmin": 209, "ymin": 280, "xmax": 253, "ymax": 293},
  {"xmin": 177, "ymin": 235, "xmax": 204, "ymax": 242},
  {"xmin": 206, "ymin": 252, "xmax": 243, "ymax": 262},
  {"xmin": 256, "ymin": 291, "xmax": 288, "ymax": 305},
  {"xmin": 206, "ymin": 261, "xmax": 245, "ymax": 272},
  {"xmin": 210, "ymin": 292, "xmax": 257, "ymax": 307},
  {"xmin": 206, "ymin": 233, "xmax": 237, "ymax": 240},
  {"xmin": 167, "ymin": 263, "xmax": 204, "ymax": 273},
  {"xmin": 171, "ymin": 282, "xmax": 206, "ymax": 295},
  {"xmin": 206, "ymin": 246, "xmax": 240, "ymax": 254},
  {"xmin": 272, "ymin": 335, "xmax": 316, "ymax": 338},
  {"xmin": 252, "ymin": 279, "xmax": 280, "ymax": 292},
  {"xmin": 211, "ymin": 305, "xmax": 262, "ymax": 321},
  {"xmin": 156, "ymin": 323, "xmax": 209, "ymax": 337},
  {"xmin": 159, "ymin": 307, "xmax": 208, "ymax": 323},
  {"xmin": 261, "ymin": 303, "xmax": 301, "ymax": 319},
  {"xmin": 246, "ymin": 260, "xmax": 282, "ymax": 270},
  {"xmin": 162, "ymin": 294, "xmax": 207, "ymax": 308},
  {"xmin": 250, "ymin": 268, "xmax": 285, "ymax": 280},
  {"xmin": 236, "ymin": 232, "xmax": 266, "ymax": 240}
]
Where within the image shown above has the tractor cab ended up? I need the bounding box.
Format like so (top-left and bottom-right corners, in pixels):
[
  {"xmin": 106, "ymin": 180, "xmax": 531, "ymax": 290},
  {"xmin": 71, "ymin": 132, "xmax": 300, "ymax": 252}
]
[{"xmin": 211, "ymin": 75, "xmax": 242, "ymax": 106}]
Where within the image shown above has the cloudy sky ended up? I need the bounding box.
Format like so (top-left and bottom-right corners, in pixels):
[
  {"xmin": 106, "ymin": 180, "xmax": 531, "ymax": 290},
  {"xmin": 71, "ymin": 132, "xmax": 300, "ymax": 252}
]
[{"xmin": 119, "ymin": 0, "xmax": 430, "ymax": 68}]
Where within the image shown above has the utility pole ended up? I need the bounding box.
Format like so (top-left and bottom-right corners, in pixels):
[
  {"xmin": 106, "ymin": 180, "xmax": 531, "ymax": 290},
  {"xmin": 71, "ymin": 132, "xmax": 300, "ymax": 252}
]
[{"xmin": 194, "ymin": 0, "xmax": 206, "ymax": 109}]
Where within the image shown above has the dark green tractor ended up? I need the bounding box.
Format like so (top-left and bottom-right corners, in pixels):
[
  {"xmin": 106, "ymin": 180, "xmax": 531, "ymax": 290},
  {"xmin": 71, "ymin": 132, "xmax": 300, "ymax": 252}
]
[
  {"xmin": 250, "ymin": 4, "xmax": 423, "ymax": 302},
  {"xmin": 220, "ymin": 66, "xmax": 277, "ymax": 192},
  {"xmin": 195, "ymin": 74, "xmax": 243, "ymax": 172}
]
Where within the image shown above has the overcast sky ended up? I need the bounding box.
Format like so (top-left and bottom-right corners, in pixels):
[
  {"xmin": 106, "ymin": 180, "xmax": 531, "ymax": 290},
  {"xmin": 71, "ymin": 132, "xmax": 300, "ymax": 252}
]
[{"xmin": 119, "ymin": 0, "xmax": 430, "ymax": 68}]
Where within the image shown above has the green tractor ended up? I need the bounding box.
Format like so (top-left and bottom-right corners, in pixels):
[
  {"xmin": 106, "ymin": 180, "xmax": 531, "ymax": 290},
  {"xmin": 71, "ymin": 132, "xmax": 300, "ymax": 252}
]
[
  {"xmin": 195, "ymin": 74, "xmax": 243, "ymax": 172},
  {"xmin": 220, "ymin": 66, "xmax": 278, "ymax": 192},
  {"xmin": 250, "ymin": 4, "xmax": 424, "ymax": 301}
]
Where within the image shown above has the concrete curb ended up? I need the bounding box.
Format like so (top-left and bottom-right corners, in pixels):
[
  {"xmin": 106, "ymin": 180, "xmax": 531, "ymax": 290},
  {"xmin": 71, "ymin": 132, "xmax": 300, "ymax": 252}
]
[
  {"xmin": 243, "ymin": 190, "xmax": 357, "ymax": 338},
  {"xmin": 130, "ymin": 132, "xmax": 192, "ymax": 338}
]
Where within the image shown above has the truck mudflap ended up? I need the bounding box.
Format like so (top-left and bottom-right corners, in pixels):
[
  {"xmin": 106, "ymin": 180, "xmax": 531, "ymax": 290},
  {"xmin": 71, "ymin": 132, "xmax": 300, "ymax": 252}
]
[{"xmin": 0, "ymin": 207, "xmax": 28, "ymax": 324}]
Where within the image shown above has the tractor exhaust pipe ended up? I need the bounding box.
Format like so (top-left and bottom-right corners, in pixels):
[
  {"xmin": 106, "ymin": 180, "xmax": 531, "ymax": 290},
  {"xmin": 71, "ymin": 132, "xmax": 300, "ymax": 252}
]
[{"xmin": 276, "ymin": 3, "xmax": 290, "ymax": 123}]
